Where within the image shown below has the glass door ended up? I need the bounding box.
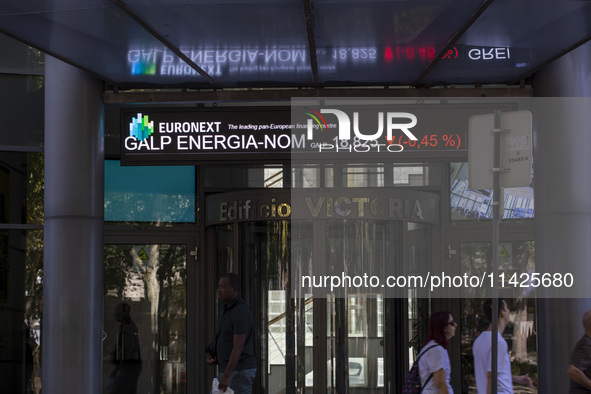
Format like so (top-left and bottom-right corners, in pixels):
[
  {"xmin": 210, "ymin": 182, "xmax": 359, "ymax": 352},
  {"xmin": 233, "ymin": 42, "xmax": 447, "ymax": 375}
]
[
  {"xmin": 322, "ymin": 220, "xmax": 393, "ymax": 393},
  {"xmin": 103, "ymin": 238, "xmax": 192, "ymax": 394}
]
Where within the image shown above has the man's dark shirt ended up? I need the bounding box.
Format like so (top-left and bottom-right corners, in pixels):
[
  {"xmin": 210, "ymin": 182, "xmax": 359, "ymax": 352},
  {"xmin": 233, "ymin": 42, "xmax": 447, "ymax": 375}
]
[
  {"xmin": 216, "ymin": 295, "xmax": 256, "ymax": 372},
  {"xmin": 570, "ymin": 335, "xmax": 591, "ymax": 393}
]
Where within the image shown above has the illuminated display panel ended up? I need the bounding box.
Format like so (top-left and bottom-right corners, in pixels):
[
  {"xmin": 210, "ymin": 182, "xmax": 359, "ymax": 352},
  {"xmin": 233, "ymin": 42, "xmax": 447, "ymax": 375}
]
[
  {"xmin": 121, "ymin": 105, "xmax": 474, "ymax": 165},
  {"xmin": 121, "ymin": 100, "xmax": 533, "ymax": 165}
]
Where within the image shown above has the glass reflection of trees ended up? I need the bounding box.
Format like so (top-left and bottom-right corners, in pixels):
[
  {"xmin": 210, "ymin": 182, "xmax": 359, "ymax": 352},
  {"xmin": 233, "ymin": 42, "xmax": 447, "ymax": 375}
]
[
  {"xmin": 25, "ymin": 152, "xmax": 45, "ymax": 353},
  {"xmin": 104, "ymin": 244, "xmax": 187, "ymax": 394},
  {"xmin": 459, "ymin": 242, "xmax": 537, "ymax": 393}
]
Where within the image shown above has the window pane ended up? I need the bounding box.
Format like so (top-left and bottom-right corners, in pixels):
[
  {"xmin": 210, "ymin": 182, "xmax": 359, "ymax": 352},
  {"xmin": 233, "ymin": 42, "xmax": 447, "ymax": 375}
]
[
  {"xmin": 450, "ymin": 163, "xmax": 534, "ymax": 221},
  {"xmin": 0, "ymin": 229, "xmax": 43, "ymax": 392},
  {"xmin": 393, "ymin": 164, "xmax": 440, "ymax": 187},
  {"xmin": 103, "ymin": 243, "xmax": 187, "ymax": 394},
  {"xmin": 343, "ymin": 164, "xmax": 384, "ymax": 187},
  {"xmin": 104, "ymin": 160, "xmax": 195, "ymax": 223},
  {"xmin": 0, "ymin": 35, "xmax": 44, "ymax": 72},
  {"xmin": 0, "ymin": 74, "xmax": 44, "ymax": 147},
  {"xmin": 204, "ymin": 165, "xmax": 290, "ymax": 190},
  {"xmin": 0, "ymin": 152, "xmax": 44, "ymax": 225},
  {"xmin": 291, "ymin": 165, "xmax": 321, "ymax": 188}
]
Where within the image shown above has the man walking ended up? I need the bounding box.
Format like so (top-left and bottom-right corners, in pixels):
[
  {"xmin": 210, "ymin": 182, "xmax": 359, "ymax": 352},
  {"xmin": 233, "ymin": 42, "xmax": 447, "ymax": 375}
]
[
  {"xmin": 567, "ymin": 310, "xmax": 591, "ymax": 393},
  {"xmin": 206, "ymin": 273, "xmax": 256, "ymax": 393},
  {"xmin": 472, "ymin": 299, "xmax": 533, "ymax": 393}
]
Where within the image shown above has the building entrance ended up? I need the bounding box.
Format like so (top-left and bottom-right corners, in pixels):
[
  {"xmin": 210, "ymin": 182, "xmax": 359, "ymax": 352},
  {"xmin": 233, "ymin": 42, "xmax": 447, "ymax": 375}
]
[{"xmin": 206, "ymin": 189, "xmax": 439, "ymax": 393}]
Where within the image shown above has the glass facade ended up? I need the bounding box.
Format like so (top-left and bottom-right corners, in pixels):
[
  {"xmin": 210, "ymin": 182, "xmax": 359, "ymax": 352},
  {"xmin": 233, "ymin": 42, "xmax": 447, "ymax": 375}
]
[
  {"xmin": 0, "ymin": 34, "xmax": 540, "ymax": 393},
  {"xmin": 0, "ymin": 33, "xmax": 45, "ymax": 392}
]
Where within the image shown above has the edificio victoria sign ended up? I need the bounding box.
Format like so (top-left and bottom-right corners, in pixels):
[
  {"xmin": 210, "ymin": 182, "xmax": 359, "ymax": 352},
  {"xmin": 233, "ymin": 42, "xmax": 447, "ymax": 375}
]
[{"xmin": 205, "ymin": 189, "xmax": 439, "ymax": 226}]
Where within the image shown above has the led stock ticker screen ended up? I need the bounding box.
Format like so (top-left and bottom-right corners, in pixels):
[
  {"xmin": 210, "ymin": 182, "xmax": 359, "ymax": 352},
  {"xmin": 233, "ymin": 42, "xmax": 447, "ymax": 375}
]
[
  {"xmin": 127, "ymin": 44, "xmax": 522, "ymax": 85},
  {"xmin": 119, "ymin": 101, "xmax": 521, "ymax": 164}
]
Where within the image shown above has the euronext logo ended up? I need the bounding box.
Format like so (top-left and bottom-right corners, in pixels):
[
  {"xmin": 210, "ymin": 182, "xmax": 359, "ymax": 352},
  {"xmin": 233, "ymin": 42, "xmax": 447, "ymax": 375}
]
[{"xmin": 129, "ymin": 113, "xmax": 154, "ymax": 141}]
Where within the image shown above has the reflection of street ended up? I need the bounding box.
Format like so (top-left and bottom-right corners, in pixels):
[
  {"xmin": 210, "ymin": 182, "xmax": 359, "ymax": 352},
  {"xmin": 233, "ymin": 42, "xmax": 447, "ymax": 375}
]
[
  {"xmin": 450, "ymin": 163, "xmax": 534, "ymax": 221},
  {"xmin": 107, "ymin": 302, "xmax": 142, "ymax": 394},
  {"xmin": 103, "ymin": 299, "xmax": 149, "ymax": 394},
  {"xmin": 103, "ymin": 243, "xmax": 188, "ymax": 393}
]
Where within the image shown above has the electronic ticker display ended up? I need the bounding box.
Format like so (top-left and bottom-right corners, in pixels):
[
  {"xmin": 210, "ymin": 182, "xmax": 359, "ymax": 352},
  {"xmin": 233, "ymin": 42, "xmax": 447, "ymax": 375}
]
[{"xmin": 120, "ymin": 100, "xmax": 529, "ymax": 165}]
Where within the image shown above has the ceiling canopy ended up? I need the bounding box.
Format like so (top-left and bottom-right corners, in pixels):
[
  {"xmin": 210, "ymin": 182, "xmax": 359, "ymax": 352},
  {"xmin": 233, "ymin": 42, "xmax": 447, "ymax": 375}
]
[{"xmin": 1, "ymin": 0, "xmax": 590, "ymax": 90}]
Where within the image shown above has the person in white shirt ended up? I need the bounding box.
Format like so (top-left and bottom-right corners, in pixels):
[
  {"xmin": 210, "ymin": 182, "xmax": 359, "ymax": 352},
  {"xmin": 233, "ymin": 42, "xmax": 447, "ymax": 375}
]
[
  {"xmin": 472, "ymin": 299, "xmax": 533, "ymax": 393},
  {"xmin": 418, "ymin": 311, "xmax": 457, "ymax": 393}
]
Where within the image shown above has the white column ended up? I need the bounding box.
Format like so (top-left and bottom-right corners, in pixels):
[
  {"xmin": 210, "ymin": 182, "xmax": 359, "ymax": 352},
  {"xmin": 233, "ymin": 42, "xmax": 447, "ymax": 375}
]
[{"xmin": 42, "ymin": 55, "xmax": 104, "ymax": 393}]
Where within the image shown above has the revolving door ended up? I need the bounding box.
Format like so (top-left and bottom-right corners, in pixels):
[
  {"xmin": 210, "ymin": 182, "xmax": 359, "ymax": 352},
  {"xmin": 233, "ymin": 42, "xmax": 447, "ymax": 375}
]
[{"xmin": 208, "ymin": 214, "xmax": 435, "ymax": 394}]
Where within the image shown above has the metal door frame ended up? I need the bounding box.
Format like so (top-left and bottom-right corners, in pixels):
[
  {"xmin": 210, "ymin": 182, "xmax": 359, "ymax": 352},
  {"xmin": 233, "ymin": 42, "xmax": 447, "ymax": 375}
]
[{"xmin": 104, "ymin": 232, "xmax": 200, "ymax": 393}]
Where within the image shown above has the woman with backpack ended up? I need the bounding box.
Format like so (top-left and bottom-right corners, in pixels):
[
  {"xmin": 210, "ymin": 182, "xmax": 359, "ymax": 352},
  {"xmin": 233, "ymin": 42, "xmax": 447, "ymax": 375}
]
[{"xmin": 417, "ymin": 311, "xmax": 457, "ymax": 393}]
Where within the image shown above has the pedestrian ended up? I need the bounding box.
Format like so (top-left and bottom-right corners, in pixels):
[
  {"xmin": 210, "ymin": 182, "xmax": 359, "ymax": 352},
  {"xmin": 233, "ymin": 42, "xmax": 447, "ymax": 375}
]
[
  {"xmin": 418, "ymin": 311, "xmax": 457, "ymax": 393},
  {"xmin": 472, "ymin": 299, "xmax": 533, "ymax": 393},
  {"xmin": 206, "ymin": 273, "xmax": 256, "ymax": 393}
]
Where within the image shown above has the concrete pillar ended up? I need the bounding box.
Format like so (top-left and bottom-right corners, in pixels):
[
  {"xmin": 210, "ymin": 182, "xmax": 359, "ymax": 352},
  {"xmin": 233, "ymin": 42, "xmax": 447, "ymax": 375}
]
[
  {"xmin": 42, "ymin": 56, "xmax": 104, "ymax": 393},
  {"xmin": 533, "ymin": 42, "xmax": 591, "ymax": 393}
]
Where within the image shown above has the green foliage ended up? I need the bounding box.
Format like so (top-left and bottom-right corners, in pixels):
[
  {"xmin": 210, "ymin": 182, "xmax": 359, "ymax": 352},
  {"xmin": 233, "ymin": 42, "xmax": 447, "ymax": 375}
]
[
  {"xmin": 25, "ymin": 152, "xmax": 44, "ymax": 324},
  {"xmin": 103, "ymin": 245, "xmax": 133, "ymax": 297}
]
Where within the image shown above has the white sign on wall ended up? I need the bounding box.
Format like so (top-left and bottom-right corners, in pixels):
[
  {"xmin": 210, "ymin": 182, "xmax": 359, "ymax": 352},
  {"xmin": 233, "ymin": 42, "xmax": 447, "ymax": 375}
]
[{"xmin": 468, "ymin": 110, "xmax": 532, "ymax": 189}]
